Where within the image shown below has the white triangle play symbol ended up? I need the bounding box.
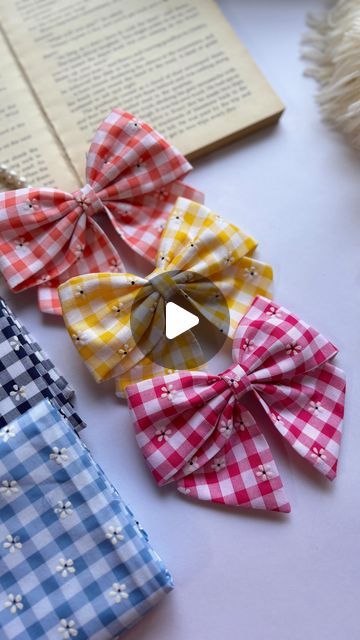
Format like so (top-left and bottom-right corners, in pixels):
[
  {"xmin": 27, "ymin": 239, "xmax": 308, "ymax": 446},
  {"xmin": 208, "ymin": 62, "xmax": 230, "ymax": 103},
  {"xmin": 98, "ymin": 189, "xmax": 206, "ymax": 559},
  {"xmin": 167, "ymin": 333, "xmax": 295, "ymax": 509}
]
[{"xmin": 165, "ymin": 301, "xmax": 199, "ymax": 340}]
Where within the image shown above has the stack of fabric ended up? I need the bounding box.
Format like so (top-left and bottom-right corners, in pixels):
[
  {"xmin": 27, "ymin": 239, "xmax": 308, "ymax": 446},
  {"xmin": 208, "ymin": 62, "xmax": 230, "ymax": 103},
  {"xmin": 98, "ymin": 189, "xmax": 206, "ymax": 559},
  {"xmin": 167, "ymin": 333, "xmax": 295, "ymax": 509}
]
[{"xmin": 0, "ymin": 299, "xmax": 172, "ymax": 640}]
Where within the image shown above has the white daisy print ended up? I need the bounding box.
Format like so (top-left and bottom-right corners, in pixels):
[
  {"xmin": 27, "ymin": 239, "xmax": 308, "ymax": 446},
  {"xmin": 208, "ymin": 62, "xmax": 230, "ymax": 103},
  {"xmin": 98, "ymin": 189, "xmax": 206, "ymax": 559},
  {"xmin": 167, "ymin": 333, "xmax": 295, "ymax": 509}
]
[
  {"xmin": 0, "ymin": 479, "xmax": 19, "ymax": 497},
  {"xmin": 223, "ymin": 253, "xmax": 234, "ymax": 266},
  {"xmin": 71, "ymin": 332, "xmax": 88, "ymax": 346},
  {"xmin": 157, "ymin": 188, "xmax": 169, "ymax": 201},
  {"xmin": 37, "ymin": 274, "xmax": 50, "ymax": 284},
  {"xmin": 178, "ymin": 486, "xmax": 191, "ymax": 495},
  {"xmin": 134, "ymin": 158, "xmax": 144, "ymax": 171},
  {"xmin": 112, "ymin": 303, "xmax": 124, "ymax": 315},
  {"xmin": 58, "ymin": 618, "xmax": 78, "ymax": 638},
  {"xmin": 75, "ymin": 285, "xmax": 86, "ymax": 298},
  {"xmin": 155, "ymin": 428, "xmax": 172, "ymax": 442},
  {"xmin": 286, "ymin": 342, "xmax": 302, "ymax": 356},
  {"xmin": 0, "ymin": 425, "xmax": 16, "ymax": 443},
  {"xmin": 184, "ymin": 456, "xmax": 199, "ymax": 474},
  {"xmin": 222, "ymin": 375, "xmax": 240, "ymax": 389},
  {"xmin": 109, "ymin": 258, "xmax": 121, "ymax": 272},
  {"xmin": 4, "ymin": 593, "xmax": 23, "ymax": 615},
  {"xmin": 3, "ymin": 534, "xmax": 22, "ymax": 554},
  {"xmin": 211, "ymin": 457, "xmax": 226, "ymax": 472},
  {"xmin": 235, "ymin": 416, "xmax": 246, "ymax": 431},
  {"xmin": 15, "ymin": 237, "xmax": 28, "ymax": 249},
  {"xmin": 117, "ymin": 207, "xmax": 131, "ymax": 219},
  {"xmin": 9, "ymin": 384, "xmax": 26, "ymax": 402},
  {"xmin": 9, "ymin": 336, "xmax": 21, "ymax": 351},
  {"xmin": 129, "ymin": 119, "xmax": 142, "ymax": 132},
  {"xmin": 256, "ymin": 464, "xmax": 273, "ymax": 481},
  {"xmin": 311, "ymin": 447, "xmax": 327, "ymax": 462},
  {"xmin": 56, "ymin": 558, "xmax": 76, "ymax": 578},
  {"xmin": 118, "ymin": 344, "xmax": 129, "ymax": 358},
  {"xmin": 106, "ymin": 525, "xmax": 124, "ymax": 546},
  {"xmin": 271, "ymin": 413, "xmax": 284, "ymax": 428},
  {"xmin": 74, "ymin": 245, "xmax": 84, "ymax": 260},
  {"xmin": 109, "ymin": 582, "xmax": 129, "ymax": 604},
  {"xmin": 219, "ymin": 420, "xmax": 233, "ymax": 438},
  {"xmin": 75, "ymin": 195, "xmax": 90, "ymax": 211},
  {"xmin": 309, "ymin": 400, "xmax": 322, "ymax": 414},
  {"xmin": 244, "ymin": 265, "xmax": 258, "ymax": 280},
  {"xmin": 54, "ymin": 500, "xmax": 73, "ymax": 519},
  {"xmin": 49, "ymin": 447, "xmax": 69, "ymax": 465},
  {"xmin": 160, "ymin": 384, "xmax": 178, "ymax": 400},
  {"xmin": 173, "ymin": 213, "xmax": 183, "ymax": 224},
  {"xmin": 266, "ymin": 306, "xmax": 282, "ymax": 320},
  {"xmin": 242, "ymin": 337, "xmax": 254, "ymax": 352},
  {"xmin": 26, "ymin": 198, "xmax": 39, "ymax": 210}
]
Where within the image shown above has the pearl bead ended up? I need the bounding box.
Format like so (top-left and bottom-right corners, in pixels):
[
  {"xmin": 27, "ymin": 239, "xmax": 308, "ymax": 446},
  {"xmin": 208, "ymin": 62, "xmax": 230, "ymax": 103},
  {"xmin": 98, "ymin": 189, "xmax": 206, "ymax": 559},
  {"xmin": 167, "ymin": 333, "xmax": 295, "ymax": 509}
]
[{"xmin": 0, "ymin": 162, "xmax": 28, "ymax": 189}]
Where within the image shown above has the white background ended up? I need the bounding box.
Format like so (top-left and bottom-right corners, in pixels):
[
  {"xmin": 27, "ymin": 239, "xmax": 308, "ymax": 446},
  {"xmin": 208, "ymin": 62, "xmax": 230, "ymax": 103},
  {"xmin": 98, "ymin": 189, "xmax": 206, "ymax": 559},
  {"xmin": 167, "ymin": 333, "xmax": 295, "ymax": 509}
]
[{"xmin": 1, "ymin": 1, "xmax": 360, "ymax": 638}]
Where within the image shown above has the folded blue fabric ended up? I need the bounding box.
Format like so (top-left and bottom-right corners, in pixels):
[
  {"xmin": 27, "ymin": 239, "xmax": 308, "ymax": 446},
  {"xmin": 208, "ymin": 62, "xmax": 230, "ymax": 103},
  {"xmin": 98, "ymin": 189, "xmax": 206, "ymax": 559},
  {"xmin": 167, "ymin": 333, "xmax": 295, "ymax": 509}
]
[{"xmin": 0, "ymin": 399, "xmax": 173, "ymax": 639}]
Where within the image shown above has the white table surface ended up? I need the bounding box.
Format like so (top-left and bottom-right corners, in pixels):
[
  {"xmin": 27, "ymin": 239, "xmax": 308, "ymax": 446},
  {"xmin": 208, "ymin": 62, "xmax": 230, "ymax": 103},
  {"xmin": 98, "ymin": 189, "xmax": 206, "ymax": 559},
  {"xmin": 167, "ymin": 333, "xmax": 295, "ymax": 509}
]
[{"xmin": 1, "ymin": 1, "xmax": 360, "ymax": 638}]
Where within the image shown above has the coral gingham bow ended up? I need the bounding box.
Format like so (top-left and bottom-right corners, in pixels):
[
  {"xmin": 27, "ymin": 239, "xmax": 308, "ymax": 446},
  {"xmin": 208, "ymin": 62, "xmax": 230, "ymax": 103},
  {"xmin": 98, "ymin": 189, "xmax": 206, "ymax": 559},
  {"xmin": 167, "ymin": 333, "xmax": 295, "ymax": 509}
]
[
  {"xmin": 0, "ymin": 109, "xmax": 203, "ymax": 314},
  {"xmin": 58, "ymin": 198, "xmax": 273, "ymax": 395},
  {"xmin": 126, "ymin": 297, "xmax": 346, "ymax": 513}
]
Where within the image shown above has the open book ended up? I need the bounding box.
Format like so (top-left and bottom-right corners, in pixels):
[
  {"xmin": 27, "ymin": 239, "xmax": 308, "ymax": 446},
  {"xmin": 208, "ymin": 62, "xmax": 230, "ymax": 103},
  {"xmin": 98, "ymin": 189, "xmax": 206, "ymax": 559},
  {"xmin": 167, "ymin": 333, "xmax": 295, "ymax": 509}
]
[{"xmin": 0, "ymin": 0, "xmax": 284, "ymax": 192}]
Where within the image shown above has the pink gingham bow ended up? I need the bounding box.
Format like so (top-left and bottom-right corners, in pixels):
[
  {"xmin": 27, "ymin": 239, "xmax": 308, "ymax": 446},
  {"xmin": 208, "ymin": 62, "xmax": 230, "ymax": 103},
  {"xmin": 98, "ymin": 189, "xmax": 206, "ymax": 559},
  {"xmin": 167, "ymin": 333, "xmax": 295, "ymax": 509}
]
[
  {"xmin": 126, "ymin": 297, "xmax": 346, "ymax": 513},
  {"xmin": 0, "ymin": 108, "xmax": 203, "ymax": 314}
]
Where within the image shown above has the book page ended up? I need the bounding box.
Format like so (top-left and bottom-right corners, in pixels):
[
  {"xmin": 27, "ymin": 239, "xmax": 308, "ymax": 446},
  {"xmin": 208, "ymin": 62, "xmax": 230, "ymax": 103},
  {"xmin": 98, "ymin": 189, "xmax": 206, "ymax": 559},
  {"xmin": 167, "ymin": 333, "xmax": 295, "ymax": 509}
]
[
  {"xmin": 0, "ymin": 0, "xmax": 283, "ymax": 177},
  {"xmin": 0, "ymin": 28, "xmax": 79, "ymax": 191}
]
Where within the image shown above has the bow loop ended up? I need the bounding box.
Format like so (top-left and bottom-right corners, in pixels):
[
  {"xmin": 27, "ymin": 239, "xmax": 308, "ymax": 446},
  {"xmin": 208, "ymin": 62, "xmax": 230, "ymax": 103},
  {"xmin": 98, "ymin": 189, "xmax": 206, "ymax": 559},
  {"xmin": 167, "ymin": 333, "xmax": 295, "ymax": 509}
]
[
  {"xmin": 233, "ymin": 297, "xmax": 339, "ymax": 383},
  {"xmin": 0, "ymin": 108, "xmax": 203, "ymax": 314}
]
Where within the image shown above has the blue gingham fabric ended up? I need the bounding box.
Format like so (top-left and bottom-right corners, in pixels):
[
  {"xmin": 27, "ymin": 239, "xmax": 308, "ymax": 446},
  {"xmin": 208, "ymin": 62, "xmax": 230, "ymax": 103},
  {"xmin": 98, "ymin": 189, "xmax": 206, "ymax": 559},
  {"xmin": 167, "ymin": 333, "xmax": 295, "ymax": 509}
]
[
  {"xmin": 0, "ymin": 298, "xmax": 85, "ymax": 433},
  {"xmin": 0, "ymin": 399, "xmax": 173, "ymax": 639}
]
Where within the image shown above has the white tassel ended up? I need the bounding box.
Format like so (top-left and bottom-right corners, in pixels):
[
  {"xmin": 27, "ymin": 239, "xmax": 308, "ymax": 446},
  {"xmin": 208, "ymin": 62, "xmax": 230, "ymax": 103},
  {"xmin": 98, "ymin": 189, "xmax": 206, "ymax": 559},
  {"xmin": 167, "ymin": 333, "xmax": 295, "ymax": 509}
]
[{"xmin": 302, "ymin": 0, "xmax": 360, "ymax": 150}]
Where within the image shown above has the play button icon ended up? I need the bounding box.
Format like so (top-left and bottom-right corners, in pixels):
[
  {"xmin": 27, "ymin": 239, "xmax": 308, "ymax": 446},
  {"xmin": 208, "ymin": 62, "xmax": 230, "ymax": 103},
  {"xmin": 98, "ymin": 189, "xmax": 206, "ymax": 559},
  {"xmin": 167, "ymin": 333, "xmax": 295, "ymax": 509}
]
[
  {"xmin": 130, "ymin": 269, "xmax": 230, "ymax": 369},
  {"xmin": 165, "ymin": 301, "xmax": 199, "ymax": 340}
]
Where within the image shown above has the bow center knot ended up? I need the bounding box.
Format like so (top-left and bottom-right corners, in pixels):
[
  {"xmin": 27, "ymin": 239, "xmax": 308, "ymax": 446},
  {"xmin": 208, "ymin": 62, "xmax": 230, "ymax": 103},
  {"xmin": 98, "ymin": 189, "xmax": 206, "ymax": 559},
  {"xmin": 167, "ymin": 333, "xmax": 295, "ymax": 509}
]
[
  {"xmin": 73, "ymin": 184, "xmax": 104, "ymax": 217},
  {"xmin": 220, "ymin": 363, "xmax": 252, "ymax": 399},
  {"xmin": 151, "ymin": 272, "xmax": 178, "ymax": 300}
]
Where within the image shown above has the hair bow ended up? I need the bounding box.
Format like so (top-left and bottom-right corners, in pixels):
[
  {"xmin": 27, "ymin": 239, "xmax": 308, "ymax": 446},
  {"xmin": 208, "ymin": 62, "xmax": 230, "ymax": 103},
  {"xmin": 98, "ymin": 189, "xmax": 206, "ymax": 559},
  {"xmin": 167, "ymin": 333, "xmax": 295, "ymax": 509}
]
[
  {"xmin": 126, "ymin": 296, "xmax": 346, "ymax": 513},
  {"xmin": 58, "ymin": 198, "xmax": 273, "ymax": 394},
  {"xmin": 0, "ymin": 109, "xmax": 203, "ymax": 314}
]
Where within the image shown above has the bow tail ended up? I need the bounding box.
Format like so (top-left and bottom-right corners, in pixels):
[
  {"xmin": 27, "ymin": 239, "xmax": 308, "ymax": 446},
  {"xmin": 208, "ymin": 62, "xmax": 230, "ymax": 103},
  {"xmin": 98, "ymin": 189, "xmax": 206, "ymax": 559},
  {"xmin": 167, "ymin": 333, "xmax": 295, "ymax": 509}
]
[
  {"xmin": 258, "ymin": 363, "xmax": 346, "ymax": 481},
  {"xmin": 177, "ymin": 403, "xmax": 291, "ymax": 513}
]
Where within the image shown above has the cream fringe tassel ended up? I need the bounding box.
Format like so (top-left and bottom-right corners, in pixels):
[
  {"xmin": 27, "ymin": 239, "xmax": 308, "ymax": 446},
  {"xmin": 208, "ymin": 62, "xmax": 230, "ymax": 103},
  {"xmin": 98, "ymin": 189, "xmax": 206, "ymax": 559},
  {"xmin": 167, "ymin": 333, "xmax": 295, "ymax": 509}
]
[{"xmin": 302, "ymin": 0, "xmax": 360, "ymax": 149}]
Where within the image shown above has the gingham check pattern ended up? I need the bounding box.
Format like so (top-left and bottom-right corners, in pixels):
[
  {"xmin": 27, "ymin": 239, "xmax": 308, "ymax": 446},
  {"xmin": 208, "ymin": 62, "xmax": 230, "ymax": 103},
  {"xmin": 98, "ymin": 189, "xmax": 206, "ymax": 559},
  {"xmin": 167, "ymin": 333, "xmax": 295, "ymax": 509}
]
[
  {"xmin": 126, "ymin": 297, "xmax": 346, "ymax": 513},
  {"xmin": 0, "ymin": 298, "xmax": 85, "ymax": 433},
  {"xmin": 0, "ymin": 108, "xmax": 203, "ymax": 314},
  {"xmin": 58, "ymin": 198, "xmax": 273, "ymax": 394},
  {"xmin": 0, "ymin": 399, "xmax": 173, "ymax": 640}
]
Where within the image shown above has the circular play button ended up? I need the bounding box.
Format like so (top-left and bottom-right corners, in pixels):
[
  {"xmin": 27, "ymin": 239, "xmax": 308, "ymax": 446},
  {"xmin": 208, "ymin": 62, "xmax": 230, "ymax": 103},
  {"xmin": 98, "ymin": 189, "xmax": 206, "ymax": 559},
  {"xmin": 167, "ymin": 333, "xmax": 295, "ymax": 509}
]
[{"xmin": 129, "ymin": 269, "xmax": 230, "ymax": 369}]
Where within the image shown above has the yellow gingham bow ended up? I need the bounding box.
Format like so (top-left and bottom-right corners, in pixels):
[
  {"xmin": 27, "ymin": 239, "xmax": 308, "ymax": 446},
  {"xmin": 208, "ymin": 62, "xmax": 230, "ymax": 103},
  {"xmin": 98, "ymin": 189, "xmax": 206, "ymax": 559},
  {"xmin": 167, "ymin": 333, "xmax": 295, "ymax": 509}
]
[{"xmin": 58, "ymin": 198, "xmax": 273, "ymax": 394}]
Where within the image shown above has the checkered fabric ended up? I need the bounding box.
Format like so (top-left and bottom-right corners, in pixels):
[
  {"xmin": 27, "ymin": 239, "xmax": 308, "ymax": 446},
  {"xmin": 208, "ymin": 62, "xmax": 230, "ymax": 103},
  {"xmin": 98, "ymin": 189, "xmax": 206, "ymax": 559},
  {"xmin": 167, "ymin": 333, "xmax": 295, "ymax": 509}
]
[
  {"xmin": 126, "ymin": 297, "xmax": 346, "ymax": 513},
  {"xmin": 0, "ymin": 108, "xmax": 203, "ymax": 315},
  {"xmin": 0, "ymin": 297, "xmax": 85, "ymax": 433},
  {"xmin": 58, "ymin": 198, "xmax": 273, "ymax": 395},
  {"xmin": 0, "ymin": 399, "xmax": 173, "ymax": 640}
]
